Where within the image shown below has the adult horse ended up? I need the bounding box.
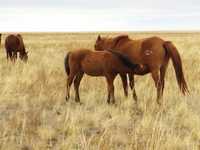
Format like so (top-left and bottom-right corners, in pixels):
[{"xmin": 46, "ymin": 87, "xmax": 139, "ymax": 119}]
[
  {"xmin": 64, "ymin": 48, "xmax": 142, "ymax": 104},
  {"xmin": 95, "ymin": 35, "xmax": 189, "ymax": 104},
  {"xmin": 5, "ymin": 34, "xmax": 28, "ymax": 62}
]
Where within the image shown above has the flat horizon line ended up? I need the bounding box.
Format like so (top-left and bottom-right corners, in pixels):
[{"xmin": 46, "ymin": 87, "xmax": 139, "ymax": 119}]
[{"xmin": 1, "ymin": 30, "xmax": 200, "ymax": 34}]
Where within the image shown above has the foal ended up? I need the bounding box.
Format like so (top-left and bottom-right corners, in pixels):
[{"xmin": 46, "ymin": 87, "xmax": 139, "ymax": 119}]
[{"xmin": 64, "ymin": 49, "xmax": 141, "ymax": 104}]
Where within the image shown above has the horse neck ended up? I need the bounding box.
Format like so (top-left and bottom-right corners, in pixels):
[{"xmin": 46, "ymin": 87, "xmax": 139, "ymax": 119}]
[
  {"xmin": 20, "ymin": 44, "xmax": 26, "ymax": 52},
  {"xmin": 19, "ymin": 47, "xmax": 26, "ymax": 56}
]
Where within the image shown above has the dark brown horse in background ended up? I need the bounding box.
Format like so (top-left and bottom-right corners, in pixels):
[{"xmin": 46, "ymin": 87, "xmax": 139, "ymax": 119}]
[
  {"xmin": 64, "ymin": 48, "xmax": 141, "ymax": 104},
  {"xmin": 95, "ymin": 35, "xmax": 189, "ymax": 104},
  {"xmin": 0, "ymin": 33, "xmax": 2, "ymax": 47},
  {"xmin": 5, "ymin": 34, "xmax": 28, "ymax": 62}
]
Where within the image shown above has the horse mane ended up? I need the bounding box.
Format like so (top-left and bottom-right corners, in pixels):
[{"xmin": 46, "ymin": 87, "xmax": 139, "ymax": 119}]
[{"xmin": 112, "ymin": 35, "xmax": 129, "ymax": 48}]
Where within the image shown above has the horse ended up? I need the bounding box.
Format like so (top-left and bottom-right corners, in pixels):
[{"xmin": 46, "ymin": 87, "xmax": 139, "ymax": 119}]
[
  {"xmin": 5, "ymin": 34, "xmax": 28, "ymax": 62},
  {"xmin": 0, "ymin": 33, "xmax": 2, "ymax": 46},
  {"xmin": 95, "ymin": 35, "xmax": 189, "ymax": 104},
  {"xmin": 64, "ymin": 48, "xmax": 143, "ymax": 104}
]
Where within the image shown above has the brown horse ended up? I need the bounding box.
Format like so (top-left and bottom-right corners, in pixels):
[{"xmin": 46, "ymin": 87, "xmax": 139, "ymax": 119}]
[
  {"xmin": 5, "ymin": 34, "xmax": 28, "ymax": 62},
  {"xmin": 0, "ymin": 33, "xmax": 2, "ymax": 46},
  {"xmin": 64, "ymin": 48, "xmax": 142, "ymax": 104},
  {"xmin": 95, "ymin": 35, "xmax": 189, "ymax": 104}
]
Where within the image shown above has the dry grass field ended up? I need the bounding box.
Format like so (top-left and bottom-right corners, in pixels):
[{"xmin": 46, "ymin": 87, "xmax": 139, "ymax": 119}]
[{"xmin": 0, "ymin": 32, "xmax": 200, "ymax": 150}]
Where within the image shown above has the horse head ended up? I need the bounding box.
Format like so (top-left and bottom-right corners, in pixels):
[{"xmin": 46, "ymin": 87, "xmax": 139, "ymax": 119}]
[
  {"xmin": 20, "ymin": 51, "xmax": 28, "ymax": 62},
  {"xmin": 94, "ymin": 35, "xmax": 106, "ymax": 51}
]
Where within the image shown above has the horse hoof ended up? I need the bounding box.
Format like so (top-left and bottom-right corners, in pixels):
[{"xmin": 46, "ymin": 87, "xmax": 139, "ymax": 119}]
[
  {"xmin": 75, "ymin": 99, "xmax": 81, "ymax": 103},
  {"xmin": 124, "ymin": 91, "xmax": 128, "ymax": 98},
  {"xmin": 111, "ymin": 101, "xmax": 115, "ymax": 105},
  {"xmin": 157, "ymin": 102, "xmax": 162, "ymax": 106},
  {"xmin": 75, "ymin": 101, "xmax": 83, "ymax": 105},
  {"xmin": 133, "ymin": 94, "xmax": 138, "ymax": 101},
  {"xmin": 65, "ymin": 96, "xmax": 69, "ymax": 102}
]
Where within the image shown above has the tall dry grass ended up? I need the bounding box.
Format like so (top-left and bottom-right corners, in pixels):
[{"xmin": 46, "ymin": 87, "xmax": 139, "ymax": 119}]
[{"xmin": 0, "ymin": 32, "xmax": 199, "ymax": 150}]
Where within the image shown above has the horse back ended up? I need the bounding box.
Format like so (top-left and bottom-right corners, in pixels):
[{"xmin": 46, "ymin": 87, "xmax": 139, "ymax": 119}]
[{"xmin": 118, "ymin": 36, "xmax": 166, "ymax": 65}]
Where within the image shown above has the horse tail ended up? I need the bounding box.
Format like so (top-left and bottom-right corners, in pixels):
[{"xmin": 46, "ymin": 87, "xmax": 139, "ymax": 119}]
[
  {"xmin": 163, "ymin": 41, "xmax": 189, "ymax": 95},
  {"xmin": 107, "ymin": 50, "xmax": 139, "ymax": 70},
  {"xmin": 64, "ymin": 51, "xmax": 71, "ymax": 75}
]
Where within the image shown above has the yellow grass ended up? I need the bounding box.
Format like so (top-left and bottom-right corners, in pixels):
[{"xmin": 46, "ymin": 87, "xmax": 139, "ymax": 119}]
[{"xmin": 0, "ymin": 32, "xmax": 199, "ymax": 150}]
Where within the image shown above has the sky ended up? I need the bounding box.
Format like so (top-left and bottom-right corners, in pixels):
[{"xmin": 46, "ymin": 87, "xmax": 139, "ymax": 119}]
[{"xmin": 0, "ymin": 0, "xmax": 200, "ymax": 32}]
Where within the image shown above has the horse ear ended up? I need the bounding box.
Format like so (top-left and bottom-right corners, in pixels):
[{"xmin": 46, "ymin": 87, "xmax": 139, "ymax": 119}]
[
  {"xmin": 97, "ymin": 35, "xmax": 101, "ymax": 41},
  {"xmin": 113, "ymin": 35, "xmax": 129, "ymax": 46}
]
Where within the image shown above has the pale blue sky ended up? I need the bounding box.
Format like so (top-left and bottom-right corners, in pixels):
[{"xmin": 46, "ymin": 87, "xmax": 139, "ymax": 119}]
[{"xmin": 0, "ymin": 0, "xmax": 200, "ymax": 31}]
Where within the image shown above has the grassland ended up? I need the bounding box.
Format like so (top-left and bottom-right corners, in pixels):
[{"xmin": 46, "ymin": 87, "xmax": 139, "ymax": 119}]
[{"xmin": 0, "ymin": 32, "xmax": 199, "ymax": 150}]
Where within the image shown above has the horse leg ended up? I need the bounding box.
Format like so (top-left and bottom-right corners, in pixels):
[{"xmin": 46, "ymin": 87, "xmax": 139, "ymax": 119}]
[
  {"xmin": 128, "ymin": 73, "xmax": 133, "ymax": 89},
  {"xmin": 66, "ymin": 71, "xmax": 76, "ymax": 101},
  {"xmin": 74, "ymin": 72, "xmax": 84, "ymax": 103},
  {"xmin": 7, "ymin": 51, "xmax": 12, "ymax": 61},
  {"xmin": 106, "ymin": 74, "xmax": 116, "ymax": 104},
  {"xmin": 11, "ymin": 52, "xmax": 15, "ymax": 62},
  {"xmin": 119, "ymin": 73, "xmax": 128, "ymax": 97},
  {"xmin": 107, "ymin": 92, "xmax": 111, "ymax": 104},
  {"xmin": 10, "ymin": 51, "xmax": 17, "ymax": 62},
  {"xmin": 160, "ymin": 63, "xmax": 169, "ymax": 97},
  {"xmin": 151, "ymin": 70, "xmax": 162, "ymax": 105},
  {"xmin": 13, "ymin": 51, "xmax": 17, "ymax": 62},
  {"xmin": 129, "ymin": 73, "xmax": 138, "ymax": 103},
  {"xmin": 6, "ymin": 51, "xmax": 9, "ymax": 60}
]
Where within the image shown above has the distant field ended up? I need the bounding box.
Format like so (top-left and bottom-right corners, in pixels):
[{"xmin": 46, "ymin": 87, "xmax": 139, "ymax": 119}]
[{"xmin": 0, "ymin": 32, "xmax": 200, "ymax": 150}]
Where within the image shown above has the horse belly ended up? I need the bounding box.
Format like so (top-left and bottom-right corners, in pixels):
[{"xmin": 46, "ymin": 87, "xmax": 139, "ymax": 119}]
[{"xmin": 81, "ymin": 61, "xmax": 104, "ymax": 76}]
